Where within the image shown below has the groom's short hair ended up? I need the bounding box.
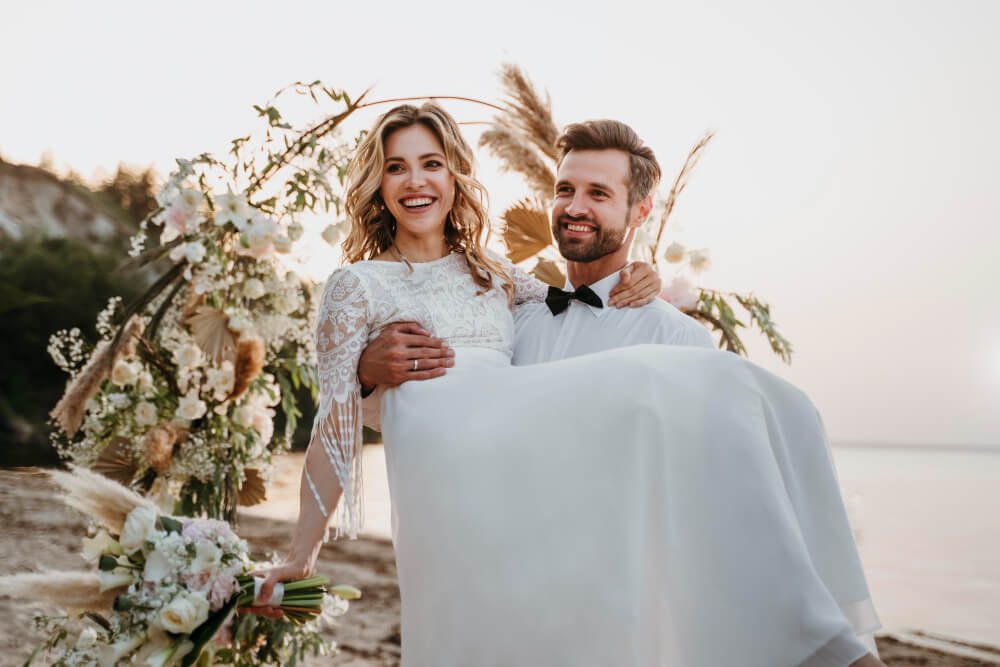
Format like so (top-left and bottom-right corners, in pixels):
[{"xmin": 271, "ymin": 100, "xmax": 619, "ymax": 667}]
[{"xmin": 556, "ymin": 120, "xmax": 661, "ymax": 207}]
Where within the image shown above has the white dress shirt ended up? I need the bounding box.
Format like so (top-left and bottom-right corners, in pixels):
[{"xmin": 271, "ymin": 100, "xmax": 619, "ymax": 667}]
[{"xmin": 512, "ymin": 268, "xmax": 715, "ymax": 365}]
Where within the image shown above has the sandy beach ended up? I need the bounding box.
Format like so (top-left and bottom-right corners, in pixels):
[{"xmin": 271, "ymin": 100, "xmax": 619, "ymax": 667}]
[{"xmin": 2, "ymin": 465, "xmax": 998, "ymax": 666}]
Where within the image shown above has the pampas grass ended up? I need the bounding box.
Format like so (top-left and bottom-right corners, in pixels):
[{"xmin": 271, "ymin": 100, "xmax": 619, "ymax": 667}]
[
  {"xmin": 142, "ymin": 423, "xmax": 183, "ymax": 473},
  {"xmin": 0, "ymin": 571, "xmax": 118, "ymax": 611},
  {"xmin": 50, "ymin": 315, "xmax": 143, "ymax": 437},
  {"xmin": 479, "ymin": 126, "xmax": 555, "ymax": 201},
  {"xmin": 651, "ymin": 131, "xmax": 715, "ymax": 262},
  {"xmin": 227, "ymin": 336, "xmax": 266, "ymax": 402},
  {"xmin": 494, "ymin": 63, "xmax": 560, "ymax": 162},
  {"xmin": 49, "ymin": 465, "xmax": 153, "ymax": 535}
]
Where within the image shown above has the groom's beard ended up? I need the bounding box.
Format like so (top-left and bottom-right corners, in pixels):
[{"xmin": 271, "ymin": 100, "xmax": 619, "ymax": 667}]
[{"xmin": 552, "ymin": 213, "xmax": 628, "ymax": 263}]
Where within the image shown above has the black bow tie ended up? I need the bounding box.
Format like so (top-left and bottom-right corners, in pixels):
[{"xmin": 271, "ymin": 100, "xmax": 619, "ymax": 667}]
[{"xmin": 545, "ymin": 284, "xmax": 604, "ymax": 315}]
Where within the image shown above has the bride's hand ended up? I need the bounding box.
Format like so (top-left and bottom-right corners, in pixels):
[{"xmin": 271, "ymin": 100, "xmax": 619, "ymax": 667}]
[
  {"xmin": 243, "ymin": 556, "xmax": 315, "ymax": 618},
  {"xmin": 608, "ymin": 261, "xmax": 662, "ymax": 307}
]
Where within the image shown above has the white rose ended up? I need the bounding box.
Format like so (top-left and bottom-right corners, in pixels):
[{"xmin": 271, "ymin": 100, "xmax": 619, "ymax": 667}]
[
  {"xmin": 137, "ymin": 369, "xmax": 155, "ymax": 393},
  {"xmin": 98, "ymin": 632, "xmax": 145, "ymax": 667},
  {"xmin": 81, "ymin": 529, "xmax": 122, "ymax": 563},
  {"xmin": 273, "ymin": 236, "xmax": 292, "ymax": 254},
  {"xmin": 135, "ymin": 401, "xmax": 158, "ymax": 426},
  {"xmin": 233, "ymin": 404, "xmax": 254, "ymax": 429},
  {"xmin": 142, "ymin": 547, "xmax": 172, "ymax": 583},
  {"xmin": 183, "ymin": 241, "xmax": 207, "ymax": 264},
  {"xmin": 243, "ymin": 278, "xmax": 266, "ymax": 300},
  {"xmin": 76, "ymin": 626, "xmax": 99, "ymax": 649},
  {"xmin": 176, "ymin": 390, "xmax": 207, "ymax": 421},
  {"xmin": 98, "ymin": 567, "xmax": 135, "ymax": 592},
  {"xmin": 191, "ymin": 541, "xmax": 222, "ymax": 575},
  {"xmin": 663, "ymin": 241, "xmax": 686, "ymax": 263},
  {"xmin": 159, "ymin": 590, "xmax": 210, "ymax": 634},
  {"xmin": 120, "ymin": 505, "xmax": 159, "ymax": 554},
  {"xmin": 213, "ymin": 192, "xmax": 252, "ymax": 230},
  {"xmin": 173, "ymin": 343, "xmax": 203, "ymax": 370},
  {"xmin": 688, "ymin": 249, "xmax": 711, "ymax": 273},
  {"xmin": 251, "ymin": 411, "xmax": 274, "ymax": 446},
  {"xmin": 321, "ymin": 223, "xmax": 345, "ymax": 245},
  {"xmin": 110, "ymin": 359, "xmax": 139, "ymax": 387},
  {"xmin": 661, "ymin": 276, "xmax": 699, "ymax": 311},
  {"xmin": 205, "ymin": 362, "xmax": 234, "ymax": 400}
]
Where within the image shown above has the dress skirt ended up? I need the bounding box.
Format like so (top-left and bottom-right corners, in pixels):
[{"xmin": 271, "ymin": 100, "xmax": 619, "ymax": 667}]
[{"xmin": 379, "ymin": 345, "xmax": 878, "ymax": 667}]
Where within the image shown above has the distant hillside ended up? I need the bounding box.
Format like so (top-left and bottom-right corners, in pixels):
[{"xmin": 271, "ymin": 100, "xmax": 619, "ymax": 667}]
[{"xmin": 0, "ymin": 158, "xmax": 135, "ymax": 245}]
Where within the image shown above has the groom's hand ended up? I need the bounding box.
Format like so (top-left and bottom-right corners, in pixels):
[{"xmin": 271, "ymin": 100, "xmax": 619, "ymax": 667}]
[{"xmin": 357, "ymin": 322, "xmax": 454, "ymax": 389}]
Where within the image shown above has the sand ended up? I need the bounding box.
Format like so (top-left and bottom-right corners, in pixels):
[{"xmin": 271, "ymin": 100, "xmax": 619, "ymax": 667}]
[{"xmin": 1, "ymin": 468, "xmax": 996, "ymax": 666}]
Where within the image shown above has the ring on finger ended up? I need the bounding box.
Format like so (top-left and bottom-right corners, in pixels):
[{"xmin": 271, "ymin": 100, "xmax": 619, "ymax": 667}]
[{"xmin": 412, "ymin": 359, "xmax": 419, "ymax": 372}]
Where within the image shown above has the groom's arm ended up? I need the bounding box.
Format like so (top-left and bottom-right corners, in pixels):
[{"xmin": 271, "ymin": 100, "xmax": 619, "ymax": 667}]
[{"xmin": 357, "ymin": 322, "xmax": 455, "ymax": 392}]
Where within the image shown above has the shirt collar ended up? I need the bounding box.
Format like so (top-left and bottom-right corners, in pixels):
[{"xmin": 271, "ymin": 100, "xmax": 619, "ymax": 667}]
[{"xmin": 565, "ymin": 269, "xmax": 622, "ymax": 318}]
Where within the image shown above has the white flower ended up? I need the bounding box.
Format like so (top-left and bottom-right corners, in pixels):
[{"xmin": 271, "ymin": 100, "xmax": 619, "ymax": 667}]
[
  {"xmin": 135, "ymin": 401, "xmax": 158, "ymax": 426},
  {"xmin": 98, "ymin": 567, "xmax": 135, "ymax": 592},
  {"xmin": 273, "ymin": 236, "xmax": 292, "ymax": 254},
  {"xmin": 321, "ymin": 223, "xmax": 345, "ymax": 245},
  {"xmin": 688, "ymin": 249, "xmax": 711, "ymax": 273},
  {"xmin": 237, "ymin": 213, "xmax": 280, "ymax": 260},
  {"xmin": 143, "ymin": 547, "xmax": 172, "ymax": 583},
  {"xmin": 192, "ymin": 541, "xmax": 222, "ymax": 576},
  {"xmin": 110, "ymin": 359, "xmax": 139, "ymax": 387},
  {"xmin": 173, "ymin": 343, "xmax": 203, "ymax": 370},
  {"xmin": 213, "ymin": 191, "xmax": 253, "ymax": 230},
  {"xmin": 661, "ymin": 276, "xmax": 699, "ymax": 311},
  {"xmin": 243, "ymin": 278, "xmax": 266, "ymax": 300},
  {"xmin": 252, "ymin": 410, "xmax": 274, "ymax": 446},
  {"xmin": 76, "ymin": 626, "xmax": 99, "ymax": 649},
  {"xmin": 107, "ymin": 392, "xmax": 131, "ymax": 409},
  {"xmin": 81, "ymin": 529, "xmax": 122, "ymax": 563},
  {"xmin": 176, "ymin": 390, "xmax": 207, "ymax": 421},
  {"xmin": 137, "ymin": 369, "xmax": 155, "ymax": 393},
  {"xmin": 159, "ymin": 590, "xmax": 210, "ymax": 634},
  {"xmin": 120, "ymin": 505, "xmax": 160, "ymax": 554},
  {"xmin": 205, "ymin": 361, "xmax": 234, "ymax": 401},
  {"xmin": 98, "ymin": 632, "xmax": 145, "ymax": 667},
  {"xmin": 663, "ymin": 242, "xmax": 686, "ymax": 263},
  {"xmin": 227, "ymin": 313, "xmax": 253, "ymax": 338},
  {"xmin": 170, "ymin": 240, "xmax": 207, "ymax": 264}
]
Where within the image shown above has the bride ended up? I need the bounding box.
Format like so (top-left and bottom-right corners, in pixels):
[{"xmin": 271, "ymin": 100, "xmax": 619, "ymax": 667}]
[{"xmin": 258, "ymin": 102, "xmax": 884, "ymax": 667}]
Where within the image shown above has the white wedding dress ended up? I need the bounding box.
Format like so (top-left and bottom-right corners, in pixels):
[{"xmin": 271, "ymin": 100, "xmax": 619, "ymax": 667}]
[{"xmin": 305, "ymin": 253, "xmax": 879, "ymax": 667}]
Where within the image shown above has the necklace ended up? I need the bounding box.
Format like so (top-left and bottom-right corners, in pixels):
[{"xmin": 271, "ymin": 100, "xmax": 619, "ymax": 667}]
[{"xmin": 390, "ymin": 242, "xmax": 414, "ymax": 272}]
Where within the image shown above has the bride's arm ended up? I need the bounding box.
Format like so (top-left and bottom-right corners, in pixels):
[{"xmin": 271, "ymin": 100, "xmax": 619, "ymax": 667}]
[{"xmin": 257, "ymin": 268, "xmax": 370, "ymax": 603}]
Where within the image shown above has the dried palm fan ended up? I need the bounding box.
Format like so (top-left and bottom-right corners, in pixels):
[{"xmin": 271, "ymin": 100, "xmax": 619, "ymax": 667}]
[
  {"xmin": 226, "ymin": 335, "xmax": 266, "ymax": 402},
  {"xmin": 479, "ymin": 127, "xmax": 555, "ymax": 202},
  {"xmin": 142, "ymin": 422, "xmax": 185, "ymax": 473},
  {"xmin": 184, "ymin": 305, "xmax": 237, "ymax": 365},
  {"xmin": 92, "ymin": 436, "xmax": 138, "ymax": 485},
  {"xmin": 50, "ymin": 315, "xmax": 143, "ymax": 437},
  {"xmin": 49, "ymin": 465, "xmax": 154, "ymax": 535},
  {"xmin": 0, "ymin": 571, "xmax": 119, "ymax": 612},
  {"xmin": 531, "ymin": 257, "xmax": 566, "ymax": 288},
  {"xmin": 501, "ymin": 198, "xmax": 554, "ymax": 264},
  {"xmin": 238, "ymin": 467, "xmax": 267, "ymax": 506}
]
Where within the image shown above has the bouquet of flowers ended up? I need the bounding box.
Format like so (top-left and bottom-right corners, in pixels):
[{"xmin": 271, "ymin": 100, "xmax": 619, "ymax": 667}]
[{"xmin": 0, "ymin": 467, "xmax": 359, "ymax": 666}]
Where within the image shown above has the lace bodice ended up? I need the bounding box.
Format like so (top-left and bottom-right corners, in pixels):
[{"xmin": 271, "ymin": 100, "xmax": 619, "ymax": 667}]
[{"xmin": 304, "ymin": 252, "xmax": 547, "ymax": 539}]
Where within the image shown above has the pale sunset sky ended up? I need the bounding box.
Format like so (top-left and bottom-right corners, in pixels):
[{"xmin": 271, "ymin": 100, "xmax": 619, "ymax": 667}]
[{"xmin": 2, "ymin": 0, "xmax": 997, "ymax": 447}]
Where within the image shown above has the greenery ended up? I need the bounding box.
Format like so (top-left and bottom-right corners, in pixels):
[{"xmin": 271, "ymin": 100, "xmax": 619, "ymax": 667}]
[{"xmin": 0, "ymin": 237, "xmax": 143, "ymax": 465}]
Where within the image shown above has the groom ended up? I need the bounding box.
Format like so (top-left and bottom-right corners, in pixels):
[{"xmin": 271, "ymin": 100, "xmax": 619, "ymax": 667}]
[{"xmin": 355, "ymin": 119, "xmax": 884, "ymax": 667}]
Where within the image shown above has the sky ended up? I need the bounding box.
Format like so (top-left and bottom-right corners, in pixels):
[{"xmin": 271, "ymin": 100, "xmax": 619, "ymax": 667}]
[{"xmin": 2, "ymin": 0, "xmax": 998, "ymax": 447}]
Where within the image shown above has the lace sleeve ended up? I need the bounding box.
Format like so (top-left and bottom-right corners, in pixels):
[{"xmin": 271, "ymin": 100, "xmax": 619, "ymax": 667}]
[
  {"xmin": 494, "ymin": 253, "xmax": 549, "ymax": 305},
  {"xmin": 304, "ymin": 267, "xmax": 370, "ymax": 540}
]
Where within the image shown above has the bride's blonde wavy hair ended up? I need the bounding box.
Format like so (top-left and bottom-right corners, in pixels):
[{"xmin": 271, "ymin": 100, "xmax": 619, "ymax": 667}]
[{"xmin": 342, "ymin": 103, "xmax": 513, "ymax": 300}]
